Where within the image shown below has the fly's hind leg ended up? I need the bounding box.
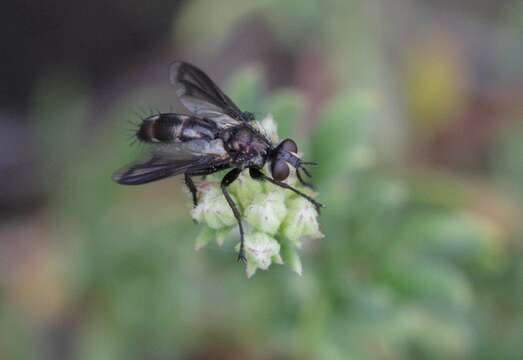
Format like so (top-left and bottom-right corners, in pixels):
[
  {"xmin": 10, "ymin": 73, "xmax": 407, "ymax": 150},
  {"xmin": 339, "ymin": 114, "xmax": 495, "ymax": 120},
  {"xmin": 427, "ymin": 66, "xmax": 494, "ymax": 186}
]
[
  {"xmin": 184, "ymin": 173, "xmax": 198, "ymax": 207},
  {"xmin": 220, "ymin": 168, "xmax": 246, "ymax": 263}
]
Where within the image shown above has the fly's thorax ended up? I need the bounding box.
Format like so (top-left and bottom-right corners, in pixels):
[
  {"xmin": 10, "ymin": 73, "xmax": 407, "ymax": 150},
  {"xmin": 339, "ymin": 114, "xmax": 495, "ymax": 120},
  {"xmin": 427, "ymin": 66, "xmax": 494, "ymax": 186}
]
[
  {"xmin": 136, "ymin": 114, "xmax": 218, "ymax": 143},
  {"xmin": 222, "ymin": 125, "xmax": 271, "ymax": 168}
]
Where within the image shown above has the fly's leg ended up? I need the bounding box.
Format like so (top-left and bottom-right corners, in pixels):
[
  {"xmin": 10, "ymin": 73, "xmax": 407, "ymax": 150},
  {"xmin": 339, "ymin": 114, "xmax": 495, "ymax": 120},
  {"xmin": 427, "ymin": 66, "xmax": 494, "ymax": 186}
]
[
  {"xmin": 184, "ymin": 173, "xmax": 198, "ymax": 207},
  {"xmin": 185, "ymin": 163, "xmax": 231, "ymax": 207},
  {"xmin": 249, "ymin": 167, "xmax": 324, "ymax": 213},
  {"xmin": 221, "ymin": 168, "xmax": 247, "ymax": 263},
  {"xmin": 296, "ymin": 168, "xmax": 315, "ymax": 190}
]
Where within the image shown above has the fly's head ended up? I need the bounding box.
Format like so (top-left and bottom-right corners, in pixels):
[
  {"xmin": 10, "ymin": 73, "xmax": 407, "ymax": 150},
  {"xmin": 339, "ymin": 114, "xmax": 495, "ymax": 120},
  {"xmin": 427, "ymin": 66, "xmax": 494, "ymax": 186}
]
[{"xmin": 269, "ymin": 139, "xmax": 317, "ymax": 187}]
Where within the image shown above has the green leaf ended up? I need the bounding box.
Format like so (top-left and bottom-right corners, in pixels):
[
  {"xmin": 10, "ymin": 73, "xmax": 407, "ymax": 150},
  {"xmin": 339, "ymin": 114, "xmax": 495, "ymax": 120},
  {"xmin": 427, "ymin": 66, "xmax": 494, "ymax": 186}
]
[
  {"xmin": 381, "ymin": 256, "xmax": 473, "ymax": 310},
  {"xmin": 310, "ymin": 91, "xmax": 378, "ymax": 186},
  {"xmin": 396, "ymin": 212, "xmax": 503, "ymax": 271},
  {"xmin": 225, "ymin": 64, "xmax": 264, "ymax": 114}
]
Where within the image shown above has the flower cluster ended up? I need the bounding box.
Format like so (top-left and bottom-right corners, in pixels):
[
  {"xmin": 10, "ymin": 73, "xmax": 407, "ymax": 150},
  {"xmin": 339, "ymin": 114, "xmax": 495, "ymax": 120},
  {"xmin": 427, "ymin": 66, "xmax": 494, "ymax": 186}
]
[{"xmin": 190, "ymin": 116, "xmax": 323, "ymax": 277}]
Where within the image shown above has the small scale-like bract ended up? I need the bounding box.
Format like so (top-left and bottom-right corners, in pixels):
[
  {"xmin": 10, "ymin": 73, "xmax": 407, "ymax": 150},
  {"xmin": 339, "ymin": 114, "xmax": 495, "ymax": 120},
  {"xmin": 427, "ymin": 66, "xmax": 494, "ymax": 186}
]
[{"xmin": 191, "ymin": 116, "xmax": 323, "ymax": 277}]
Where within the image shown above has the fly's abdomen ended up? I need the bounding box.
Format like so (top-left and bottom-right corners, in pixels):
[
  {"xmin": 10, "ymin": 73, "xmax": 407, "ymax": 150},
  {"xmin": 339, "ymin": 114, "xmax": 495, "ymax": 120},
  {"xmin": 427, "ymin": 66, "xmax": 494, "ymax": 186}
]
[{"xmin": 136, "ymin": 114, "xmax": 218, "ymax": 143}]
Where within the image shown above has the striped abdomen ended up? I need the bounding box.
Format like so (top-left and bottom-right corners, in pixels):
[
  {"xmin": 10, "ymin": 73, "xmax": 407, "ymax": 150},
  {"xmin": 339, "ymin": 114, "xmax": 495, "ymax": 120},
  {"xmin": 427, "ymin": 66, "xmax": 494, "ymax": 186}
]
[{"xmin": 136, "ymin": 113, "xmax": 219, "ymax": 143}]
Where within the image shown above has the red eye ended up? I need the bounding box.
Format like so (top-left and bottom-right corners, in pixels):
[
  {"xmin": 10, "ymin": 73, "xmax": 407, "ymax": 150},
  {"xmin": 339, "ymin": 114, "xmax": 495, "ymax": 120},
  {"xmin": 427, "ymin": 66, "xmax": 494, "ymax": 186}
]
[
  {"xmin": 271, "ymin": 160, "xmax": 290, "ymax": 181},
  {"xmin": 280, "ymin": 139, "xmax": 298, "ymax": 153}
]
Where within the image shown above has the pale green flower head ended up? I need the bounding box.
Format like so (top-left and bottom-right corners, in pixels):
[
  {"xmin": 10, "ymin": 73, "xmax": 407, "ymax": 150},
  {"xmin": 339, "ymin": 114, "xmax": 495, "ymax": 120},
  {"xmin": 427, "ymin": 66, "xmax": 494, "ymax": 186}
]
[{"xmin": 191, "ymin": 115, "xmax": 323, "ymax": 277}]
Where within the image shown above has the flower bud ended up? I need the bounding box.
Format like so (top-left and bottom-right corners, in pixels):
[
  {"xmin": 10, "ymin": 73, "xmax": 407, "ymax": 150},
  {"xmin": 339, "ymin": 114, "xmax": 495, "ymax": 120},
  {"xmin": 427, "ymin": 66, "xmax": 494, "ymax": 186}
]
[
  {"xmin": 191, "ymin": 185, "xmax": 237, "ymax": 229},
  {"xmin": 229, "ymin": 173, "xmax": 263, "ymax": 210},
  {"xmin": 245, "ymin": 191, "xmax": 287, "ymax": 235},
  {"xmin": 238, "ymin": 232, "xmax": 281, "ymax": 278},
  {"xmin": 282, "ymin": 196, "xmax": 324, "ymax": 246}
]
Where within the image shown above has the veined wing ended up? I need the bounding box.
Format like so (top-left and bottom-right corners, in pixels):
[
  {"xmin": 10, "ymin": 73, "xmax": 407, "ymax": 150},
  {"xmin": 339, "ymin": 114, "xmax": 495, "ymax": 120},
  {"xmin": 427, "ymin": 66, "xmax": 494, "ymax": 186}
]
[
  {"xmin": 169, "ymin": 61, "xmax": 253, "ymax": 127},
  {"xmin": 113, "ymin": 155, "xmax": 230, "ymax": 185},
  {"xmin": 113, "ymin": 139, "xmax": 229, "ymax": 185}
]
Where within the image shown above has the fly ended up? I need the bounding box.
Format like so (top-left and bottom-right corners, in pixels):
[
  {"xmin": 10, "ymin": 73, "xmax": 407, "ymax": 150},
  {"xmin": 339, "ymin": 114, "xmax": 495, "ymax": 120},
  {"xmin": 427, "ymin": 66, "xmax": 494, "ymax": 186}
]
[{"xmin": 113, "ymin": 61, "xmax": 323, "ymax": 263}]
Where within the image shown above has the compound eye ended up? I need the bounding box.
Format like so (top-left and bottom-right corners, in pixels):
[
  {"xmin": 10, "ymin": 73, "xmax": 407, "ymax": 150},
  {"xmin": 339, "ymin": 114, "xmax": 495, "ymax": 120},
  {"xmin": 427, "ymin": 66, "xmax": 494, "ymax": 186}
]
[
  {"xmin": 280, "ymin": 139, "xmax": 298, "ymax": 153},
  {"xmin": 271, "ymin": 160, "xmax": 290, "ymax": 181}
]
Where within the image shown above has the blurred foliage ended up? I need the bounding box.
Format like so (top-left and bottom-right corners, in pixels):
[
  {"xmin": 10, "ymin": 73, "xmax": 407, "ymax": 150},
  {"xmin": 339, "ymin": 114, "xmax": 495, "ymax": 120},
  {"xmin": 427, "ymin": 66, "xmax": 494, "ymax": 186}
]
[
  {"xmin": 1, "ymin": 64, "xmax": 519, "ymax": 360},
  {"xmin": 1, "ymin": 0, "xmax": 523, "ymax": 359}
]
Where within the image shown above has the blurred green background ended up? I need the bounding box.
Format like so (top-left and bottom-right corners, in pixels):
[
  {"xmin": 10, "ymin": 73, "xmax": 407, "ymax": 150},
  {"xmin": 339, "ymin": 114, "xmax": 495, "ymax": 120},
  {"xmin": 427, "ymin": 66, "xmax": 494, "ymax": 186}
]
[{"xmin": 1, "ymin": 1, "xmax": 522, "ymax": 359}]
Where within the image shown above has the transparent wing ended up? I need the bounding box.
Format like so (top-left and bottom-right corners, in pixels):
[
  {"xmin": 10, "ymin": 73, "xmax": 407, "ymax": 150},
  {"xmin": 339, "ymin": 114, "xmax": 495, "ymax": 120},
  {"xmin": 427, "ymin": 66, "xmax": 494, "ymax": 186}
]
[
  {"xmin": 113, "ymin": 139, "xmax": 229, "ymax": 185},
  {"xmin": 169, "ymin": 61, "xmax": 244, "ymax": 128}
]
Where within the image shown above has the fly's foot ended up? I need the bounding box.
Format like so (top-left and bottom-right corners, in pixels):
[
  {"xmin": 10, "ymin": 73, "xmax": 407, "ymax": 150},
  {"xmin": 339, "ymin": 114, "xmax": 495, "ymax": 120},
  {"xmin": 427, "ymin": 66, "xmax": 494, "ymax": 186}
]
[
  {"xmin": 311, "ymin": 199, "xmax": 324, "ymax": 214},
  {"xmin": 237, "ymin": 249, "xmax": 247, "ymax": 264}
]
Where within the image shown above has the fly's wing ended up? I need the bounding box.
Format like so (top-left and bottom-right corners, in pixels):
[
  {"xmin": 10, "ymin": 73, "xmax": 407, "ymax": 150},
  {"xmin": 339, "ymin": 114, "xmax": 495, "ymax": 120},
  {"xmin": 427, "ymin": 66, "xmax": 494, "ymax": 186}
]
[
  {"xmin": 112, "ymin": 156, "xmax": 228, "ymax": 185},
  {"xmin": 113, "ymin": 157, "xmax": 204, "ymax": 185},
  {"xmin": 113, "ymin": 139, "xmax": 230, "ymax": 185},
  {"xmin": 169, "ymin": 61, "xmax": 245, "ymax": 128}
]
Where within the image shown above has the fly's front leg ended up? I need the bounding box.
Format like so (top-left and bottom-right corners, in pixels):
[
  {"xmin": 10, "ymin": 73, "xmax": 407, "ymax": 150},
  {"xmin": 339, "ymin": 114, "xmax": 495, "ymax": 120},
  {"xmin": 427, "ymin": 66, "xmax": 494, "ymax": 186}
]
[
  {"xmin": 296, "ymin": 168, "xmax": 315, "ymax": 190},
  {"xmin": 221, "ymin": 168, "xmax": 247, "ymax": 263},
  {"xmin": 184, "ymin": 173, "xmax": 198, "ymax": 207},
  {"xmin": 249, "ymin": 167, "xmax": 324, "ymax": 213}
]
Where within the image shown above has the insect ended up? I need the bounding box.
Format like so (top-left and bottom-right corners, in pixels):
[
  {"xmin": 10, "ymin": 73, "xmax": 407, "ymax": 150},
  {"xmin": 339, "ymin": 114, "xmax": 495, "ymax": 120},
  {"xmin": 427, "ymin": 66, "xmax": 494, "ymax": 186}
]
[{"xmin": 113, "ymin": 61, "xmax": 323, "ymax": 263}]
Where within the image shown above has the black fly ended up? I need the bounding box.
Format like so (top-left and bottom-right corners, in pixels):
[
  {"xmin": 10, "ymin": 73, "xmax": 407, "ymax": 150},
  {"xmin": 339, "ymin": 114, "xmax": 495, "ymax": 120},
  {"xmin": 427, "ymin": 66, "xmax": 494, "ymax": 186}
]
[{"xmin": 113, "ymin": 61, "xmax": 323, "ymax": 263}]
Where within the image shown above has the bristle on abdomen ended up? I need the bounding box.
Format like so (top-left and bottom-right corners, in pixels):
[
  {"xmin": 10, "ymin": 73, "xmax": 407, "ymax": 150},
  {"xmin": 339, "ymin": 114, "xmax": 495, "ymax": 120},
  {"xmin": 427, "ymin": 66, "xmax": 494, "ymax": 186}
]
[{"xmin": 136, "ymin": 113, "xmax": 219, "ymax": 143}]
